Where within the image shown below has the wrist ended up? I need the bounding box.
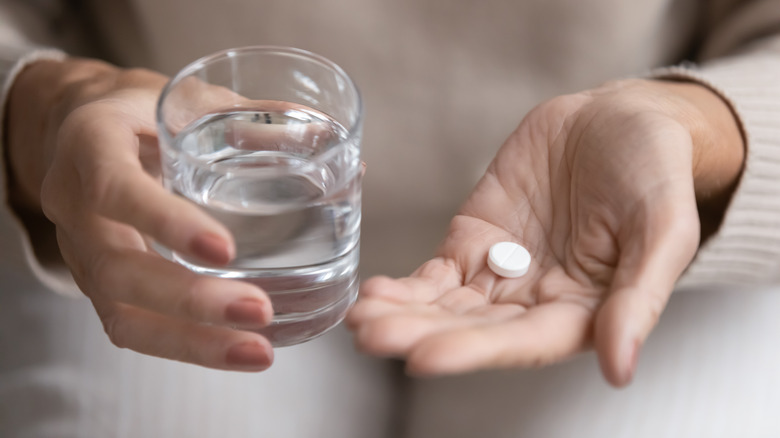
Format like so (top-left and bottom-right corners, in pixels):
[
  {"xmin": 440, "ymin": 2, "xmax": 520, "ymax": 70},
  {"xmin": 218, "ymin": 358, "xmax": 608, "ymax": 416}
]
[
  {"xmin": 646, "ymin": 79, "xmax": 745, "ymax": 240},
  {"xmin": 651, "ymin": 80, "xmax": 745, "ymax": 196}
]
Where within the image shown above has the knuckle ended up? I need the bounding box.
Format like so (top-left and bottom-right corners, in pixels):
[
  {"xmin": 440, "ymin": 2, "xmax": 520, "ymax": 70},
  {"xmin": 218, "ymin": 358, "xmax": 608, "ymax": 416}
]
[
  {"xmin": 89, "ymin": 251, "xmax": 121, "ymax": 300},
  {"xmin": 39, "ymin": 170, "xmax": 66, "ymax": 223},
  {"xmin": 58, "ymin": 102, "xmax": 106, "ymax": 144},
  {"xmin": 174, "ymin": 276, "xmax": 210, "ymax": 321},
  {"xmin": 84, "ymin": 164, "xmax": 123, "ymax": 212},
  {"xmin": 57, "ymin": 106, "xmax": 129, "ymax": 210},
  {"xmin": 175, "ymin": 338, "xmax": 206, "ymax": 366},
  {"xmin": 145, "ymin": 207, "xmax": 178, "ymax": 239},
  {"xmin": 41, "ymin": 108, "xmax": 112, "ymax": 219}
]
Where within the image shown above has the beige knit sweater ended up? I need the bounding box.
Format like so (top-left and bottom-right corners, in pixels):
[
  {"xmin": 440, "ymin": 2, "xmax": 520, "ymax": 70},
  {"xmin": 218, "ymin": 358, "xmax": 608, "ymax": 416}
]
[
  {"xmin": 3, "ymin": 0, "xmax": 780, "ymax": 289},
  {"xmin": 1, "ymin": 0, "xmax": 779, "ymax": 437}
]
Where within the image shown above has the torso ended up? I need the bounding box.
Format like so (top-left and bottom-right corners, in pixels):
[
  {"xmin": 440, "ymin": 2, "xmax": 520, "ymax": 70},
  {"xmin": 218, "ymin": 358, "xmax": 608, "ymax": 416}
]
[{"xmin": 88, "ymin": 0, "xmax": 701, "ymax": 275}]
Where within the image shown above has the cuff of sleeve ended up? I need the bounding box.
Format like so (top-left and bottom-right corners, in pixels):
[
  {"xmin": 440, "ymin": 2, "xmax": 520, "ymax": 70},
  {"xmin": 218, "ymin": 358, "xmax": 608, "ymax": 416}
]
[
  {"xmin": 650, "ymin": 38, "xmax": 780, "ymax": 288},
  {"xmin": 0, "ymin": 47, "xmax": 81, "ymax": 297}
]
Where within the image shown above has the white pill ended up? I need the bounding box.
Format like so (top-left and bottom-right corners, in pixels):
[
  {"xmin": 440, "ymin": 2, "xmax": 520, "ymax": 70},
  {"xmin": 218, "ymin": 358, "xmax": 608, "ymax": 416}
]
[{"xmin": 487, "ymin": 241, "xmax": 531, "ymax": 278}]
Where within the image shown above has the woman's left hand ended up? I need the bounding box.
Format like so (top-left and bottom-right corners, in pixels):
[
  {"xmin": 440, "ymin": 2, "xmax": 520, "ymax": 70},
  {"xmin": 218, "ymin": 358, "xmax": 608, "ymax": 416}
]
[{"xmin": 347, "ymin": 79, "xmax": 744, "ymax": 386}]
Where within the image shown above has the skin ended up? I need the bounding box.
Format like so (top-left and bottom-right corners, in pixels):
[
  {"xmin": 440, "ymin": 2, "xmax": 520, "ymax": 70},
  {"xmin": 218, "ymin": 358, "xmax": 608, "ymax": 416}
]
[
  {"xmin": 346, "ymin": 80, "xmax": 744, "ymax": 387},
  {"xmin": 6, "ymin": 59, "xmax": 275, "ymax": 371},
  {"xmin": 5, "ymin": 59, "xmax": 744, "ymax": 384}
]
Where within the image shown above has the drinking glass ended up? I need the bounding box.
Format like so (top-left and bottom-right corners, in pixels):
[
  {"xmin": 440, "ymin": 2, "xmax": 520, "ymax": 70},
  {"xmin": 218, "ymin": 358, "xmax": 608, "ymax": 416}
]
[{"xmin": 156, "ymin": 46, "xmax": 363, "ymax": 346}]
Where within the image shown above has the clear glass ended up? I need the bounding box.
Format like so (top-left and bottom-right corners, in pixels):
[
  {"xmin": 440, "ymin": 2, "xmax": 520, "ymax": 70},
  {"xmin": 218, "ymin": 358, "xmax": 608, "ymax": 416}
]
[{"xmin": 156, "ymin": 46, "xmax": 363, "ymax": 346}]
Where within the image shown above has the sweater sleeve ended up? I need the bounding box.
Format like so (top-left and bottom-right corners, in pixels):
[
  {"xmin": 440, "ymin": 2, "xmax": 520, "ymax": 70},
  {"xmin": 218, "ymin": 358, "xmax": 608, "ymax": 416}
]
[
  {"xmin": 0, "ymin": 1, "xmax": 79, "ymax": 296},
  {"xmin": 652, "ymin": 2, "xmax": 780, "ymax": 287}
]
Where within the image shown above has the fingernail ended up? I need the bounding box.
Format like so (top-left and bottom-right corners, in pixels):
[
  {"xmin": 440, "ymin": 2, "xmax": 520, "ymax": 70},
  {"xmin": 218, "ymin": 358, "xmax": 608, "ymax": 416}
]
[
  {"xmin": 191, "ymin": 232, "xmax": 232, "ymax": 264},
  {"xmin": 226, "ymin": 298, "xmax": 269, "ymax": 326},
  {"xmin": 226, "ymin": 342, "xmax": 271, "ymax": 369}
]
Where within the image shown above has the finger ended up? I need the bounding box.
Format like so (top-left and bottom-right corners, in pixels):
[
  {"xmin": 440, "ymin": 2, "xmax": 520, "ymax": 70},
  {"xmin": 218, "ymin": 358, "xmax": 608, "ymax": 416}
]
[
  {"xmin": 594, "ymin": 198, "xmax": 699, "ymax": 387},
  {"xmin": 358, "ymin": 276, "xmax": 438, "ymax": 303},
  {"xmin": 352, "ymin": 299, "xmax": 528, "ymax": 357},
  {"xmin": 359, "ymin": 258, "xmax": 462, "ymax": 303},
  {"xmin": 93, "ymin": 249, "xmax": 272, "ymax": 327},
  {"xmin": 59, "ymin": 104, "xmax": 235, "ymax": 264},
  {"xmin": 405, "ymin": 302, "xmax": 592, "ymax": 376},
  {"xmin": 59, "ymin": 212, "xmax": 272, "ymax": 327},
  {"xmin": 96, "ymin": 301, "xmax": 273, "ymax": 371},
  {"xmin": 432, "ymin": 279, "xmax": 492, "ymax": 314},
  {"xmin": 345, "ymin": 297, "xmax": 424, "ymax": 329},
  {"xmin": 349, "ymin": 283, "xmax": 515, "ymax": 328},
  {"xmin": 354, "ymin": 309, "xmax": 482, "ymax": 358}
]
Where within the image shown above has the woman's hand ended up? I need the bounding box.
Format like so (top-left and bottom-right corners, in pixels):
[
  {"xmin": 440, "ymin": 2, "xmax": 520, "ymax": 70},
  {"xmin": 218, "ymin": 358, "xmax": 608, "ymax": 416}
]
[
  {"xmin": 6, "ymin": 58, "xmax": 274, "ymax": 371},
  {"xmin": 347, "ymin": 79, "xmax": 744, "ymax": 386}
]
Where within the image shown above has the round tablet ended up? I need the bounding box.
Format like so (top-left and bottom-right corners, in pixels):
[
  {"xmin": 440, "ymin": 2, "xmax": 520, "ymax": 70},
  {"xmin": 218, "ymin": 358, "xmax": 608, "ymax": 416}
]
[{"xmin": 488, "ymin": 241, "xmax": 531, "ymax": 278}]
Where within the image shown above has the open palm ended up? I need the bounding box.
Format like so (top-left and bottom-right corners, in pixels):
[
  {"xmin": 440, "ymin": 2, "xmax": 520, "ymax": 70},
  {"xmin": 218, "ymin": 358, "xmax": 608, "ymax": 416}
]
[{"xmin": 348, "ymin": 83, "xmax": 702, "ymax": 386}]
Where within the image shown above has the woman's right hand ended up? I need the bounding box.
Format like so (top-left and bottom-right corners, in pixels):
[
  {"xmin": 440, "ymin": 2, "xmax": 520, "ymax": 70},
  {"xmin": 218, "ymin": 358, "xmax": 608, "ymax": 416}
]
[{"xmin": 6, "ymin": 58, "xmax": 275, "ymax": 371}]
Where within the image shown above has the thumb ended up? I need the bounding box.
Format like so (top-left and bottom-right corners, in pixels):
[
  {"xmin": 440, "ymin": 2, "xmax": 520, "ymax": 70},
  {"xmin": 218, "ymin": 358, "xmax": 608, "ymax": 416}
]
[{"xmin": 594, "ymin": 198, "xmax": 699, "ymax": 387}]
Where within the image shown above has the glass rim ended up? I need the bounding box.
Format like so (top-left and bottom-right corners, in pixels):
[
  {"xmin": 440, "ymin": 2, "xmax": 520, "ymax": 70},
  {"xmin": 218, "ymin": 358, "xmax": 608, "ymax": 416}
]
[{"xmin": 155, "ymin": 45, "xmax": 363, "ymax": 148}]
